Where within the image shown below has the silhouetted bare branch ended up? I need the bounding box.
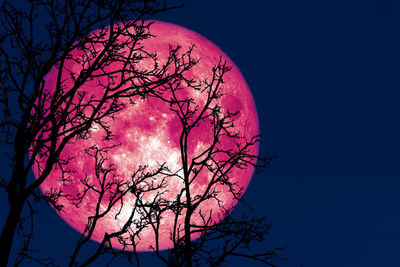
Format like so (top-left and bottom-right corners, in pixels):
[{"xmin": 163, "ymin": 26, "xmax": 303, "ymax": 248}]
[{"xmin": 66, "ymin": 145, "xmax": 172, "ymax": 266}]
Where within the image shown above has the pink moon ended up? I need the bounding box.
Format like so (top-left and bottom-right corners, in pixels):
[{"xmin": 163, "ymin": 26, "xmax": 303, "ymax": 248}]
[{"xmin": 34, "ymin": 21, "xmax": 259, "ymax": 251}]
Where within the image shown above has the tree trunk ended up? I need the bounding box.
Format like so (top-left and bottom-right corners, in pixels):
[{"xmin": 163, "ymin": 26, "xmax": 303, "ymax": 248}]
[
  {"xmin": 0, "ymin": 197, "xmax": 25, "ymax": 267},
  {"xmin": 184, "ymin": 210, "xmax": 193, "ymax": 267}
]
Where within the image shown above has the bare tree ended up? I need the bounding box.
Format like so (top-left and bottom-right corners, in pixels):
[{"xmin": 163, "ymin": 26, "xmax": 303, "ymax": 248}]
[
  {"xmin": 0, "ymin": 1, "xmax": 286, "ymax": 266},
  {"xmin": 61, "ymin": 55, "xmax": 285, "ymax": 267},
  {"xmin": 0, "ymin": 0, "xmax": 188, "ymax": 265},
  {"xmin": 130, "ymin": 56, "xmax": 286, "ymax": 267}
]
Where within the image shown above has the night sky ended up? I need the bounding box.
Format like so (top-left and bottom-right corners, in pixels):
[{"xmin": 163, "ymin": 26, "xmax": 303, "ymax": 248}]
[{"xmin": 1, "ymin": 0, "xmax": 400, "ymax": 266}]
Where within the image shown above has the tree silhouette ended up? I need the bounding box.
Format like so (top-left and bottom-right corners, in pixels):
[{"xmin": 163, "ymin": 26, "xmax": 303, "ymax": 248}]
[
  {"xmin": 127, "ymin": 56, "xmax": 286, "ymax": 267},
  {"xmin": 0, "ymin": 0, "xmax": 186, "ymax": 265},
  {"xmin": 60, "ymin": 55, "xmax": 286, "ymax": 267},
  {"xmin": 0, "ymin": 0, "xmax": 286, "ymax": 266}
]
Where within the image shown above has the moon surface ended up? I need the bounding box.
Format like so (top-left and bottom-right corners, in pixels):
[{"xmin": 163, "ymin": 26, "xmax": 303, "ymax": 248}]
[{"xmin": 34, "ymin": 21, "xmax": 259, "ymax": 251}]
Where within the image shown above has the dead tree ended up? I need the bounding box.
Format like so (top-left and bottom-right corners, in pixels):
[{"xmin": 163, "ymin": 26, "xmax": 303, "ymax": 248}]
[
  {"xmin": 0, "ymin": 0, "xmax": 188, "ymax": 266},
  {"xmin": 0, "ymin": 1, "xmax": 285, "ymax": 266},
  {"xmin": 60, "ymin": 47, "xmax": 286, "ymax": 267},
  {"xmin": 126, "ymin": 55, "xmax": 286, "ymax": 266}
]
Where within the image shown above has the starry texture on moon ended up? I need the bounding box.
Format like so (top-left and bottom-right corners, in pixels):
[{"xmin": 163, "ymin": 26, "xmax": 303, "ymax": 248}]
[{"xmin": 33, "ymin": 21, "xmax": 259, "ymax": 251}]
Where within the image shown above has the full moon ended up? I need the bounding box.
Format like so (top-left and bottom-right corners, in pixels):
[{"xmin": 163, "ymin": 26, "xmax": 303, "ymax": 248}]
[{"xmin": 34, "ymin": 21, "xmax": 259, "ymax": 251}]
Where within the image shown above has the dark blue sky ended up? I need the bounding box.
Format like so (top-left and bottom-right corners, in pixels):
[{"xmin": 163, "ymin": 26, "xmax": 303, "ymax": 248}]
[{"xmin": 2, "ymin": 0, "xmax": 400, "ymax": 266}]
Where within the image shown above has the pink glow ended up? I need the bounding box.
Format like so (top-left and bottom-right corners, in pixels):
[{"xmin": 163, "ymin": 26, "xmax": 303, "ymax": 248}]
[{"xmin": 33, "ymin": 21, "xmax": 259, "ymax": 251}]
